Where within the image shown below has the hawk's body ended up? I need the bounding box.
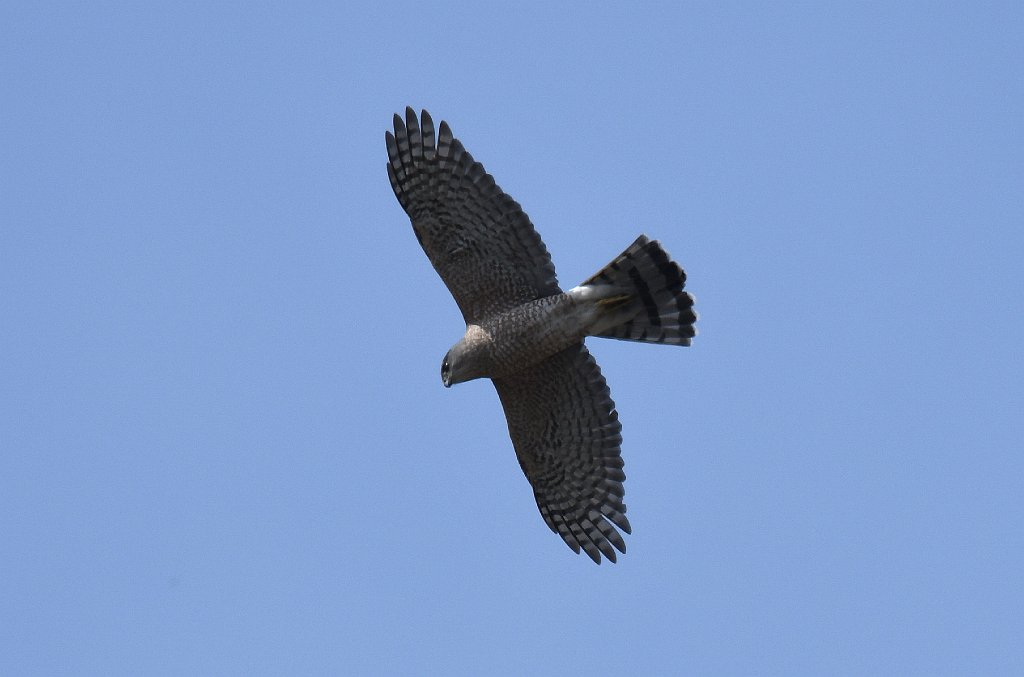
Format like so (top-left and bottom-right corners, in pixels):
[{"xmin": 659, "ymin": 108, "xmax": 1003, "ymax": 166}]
[
  {"xmin": 456, "ymin": 295, "xmax": 589, "ymax": 380},
  {"xmin": 386, "ymin": 108, "xmax": 697, "ymax": 563}
]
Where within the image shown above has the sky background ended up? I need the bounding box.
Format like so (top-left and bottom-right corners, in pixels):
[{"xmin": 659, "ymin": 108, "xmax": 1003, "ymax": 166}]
[{"xmin": 2, "ymin": 2, "xmax": 1022, "ymax": 675}]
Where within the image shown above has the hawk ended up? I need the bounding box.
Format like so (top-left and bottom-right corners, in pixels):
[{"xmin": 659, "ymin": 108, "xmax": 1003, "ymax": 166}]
[{"xmin": 386, "ymin": 108, "xmax": 697, "ymax": 563}]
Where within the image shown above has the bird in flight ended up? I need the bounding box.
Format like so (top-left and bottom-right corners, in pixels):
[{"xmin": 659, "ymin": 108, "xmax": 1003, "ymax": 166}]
[{"xmin": 386, "ymin": 108, "xmax": 697, "ymax": 563}]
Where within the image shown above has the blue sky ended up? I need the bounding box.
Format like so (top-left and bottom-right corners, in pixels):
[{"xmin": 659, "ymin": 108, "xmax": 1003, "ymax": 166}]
[{"xmin": 2, "ymin": 2, "xmax": 1022, "ymax": 674}]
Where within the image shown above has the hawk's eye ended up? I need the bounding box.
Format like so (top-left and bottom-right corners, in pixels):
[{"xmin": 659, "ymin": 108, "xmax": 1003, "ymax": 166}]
[{"xmin": 441, "ymin": 358, "xmax": 450, "ymax": 377}]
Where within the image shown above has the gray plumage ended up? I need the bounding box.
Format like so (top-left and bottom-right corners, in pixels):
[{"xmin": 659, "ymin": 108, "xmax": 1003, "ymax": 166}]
[{"xmin": 386, "ymin": 108, "xmax": 697, "ymax": 563}]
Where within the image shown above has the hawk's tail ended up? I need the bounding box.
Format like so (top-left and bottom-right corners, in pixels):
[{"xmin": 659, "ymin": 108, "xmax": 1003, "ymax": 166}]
[{"xmin": 577, "ymin": 235, "xmax": 697, "ymax": 346}]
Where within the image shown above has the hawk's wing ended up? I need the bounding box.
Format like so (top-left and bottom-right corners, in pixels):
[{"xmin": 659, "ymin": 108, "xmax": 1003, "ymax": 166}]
[
  {"xmin": 492, "ymin": 343, "xmax": 631, "ymax": 564},
  {"xmin": 386, "ymin": 108, "xmax": 560, "ymax": 323}
]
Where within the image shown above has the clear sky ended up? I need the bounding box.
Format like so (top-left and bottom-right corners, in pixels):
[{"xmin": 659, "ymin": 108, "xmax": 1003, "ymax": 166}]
[{"xmin": 2, "ymin": 2, "xmax": 1021, "ymax": 675}]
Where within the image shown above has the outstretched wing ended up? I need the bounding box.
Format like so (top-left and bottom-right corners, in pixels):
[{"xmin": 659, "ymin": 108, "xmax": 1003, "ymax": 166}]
[
  {"xmin": 386, "ymin": 107, "xmax": 560, "ymax": 323},
  {"xmin": 492, "ymin": 343, "xmax": 631, "ymax": 564}
]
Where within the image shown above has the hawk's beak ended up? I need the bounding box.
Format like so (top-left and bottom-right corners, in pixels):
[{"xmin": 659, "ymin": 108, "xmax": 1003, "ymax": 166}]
[{"xmin": 442, "ymin": 377, "xmax": 452, "ymax": 388}]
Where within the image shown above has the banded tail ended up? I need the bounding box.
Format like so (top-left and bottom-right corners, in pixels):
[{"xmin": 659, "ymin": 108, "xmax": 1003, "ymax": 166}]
[{"xmin": 577, "ymin": 235, "xmax": 697, "ymax": 346}]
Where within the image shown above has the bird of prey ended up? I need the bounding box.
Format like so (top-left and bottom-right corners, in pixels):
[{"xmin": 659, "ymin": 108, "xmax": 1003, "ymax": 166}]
[{"xmin": 386, "ymin": 108, "xmax": 697, "ymax": 564}]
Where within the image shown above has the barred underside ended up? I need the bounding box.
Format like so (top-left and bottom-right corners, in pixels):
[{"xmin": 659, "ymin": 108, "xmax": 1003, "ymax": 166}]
[
  {"xmin": 386, "ymin": 107, "xmax": 560, "ymax": 324},
  {"xmin": 493, "ymin": 344, "xmax": 630, "ymax": 564}
]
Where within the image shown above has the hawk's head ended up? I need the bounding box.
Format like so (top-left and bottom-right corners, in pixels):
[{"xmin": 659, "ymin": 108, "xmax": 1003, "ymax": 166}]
[
  {"xmin": 441, "ymin": 328, "xmax": 491, "ymax": 388},
  {"xmin": 440, "ymin": 346, "xmax": 475, "ymax": 387}
]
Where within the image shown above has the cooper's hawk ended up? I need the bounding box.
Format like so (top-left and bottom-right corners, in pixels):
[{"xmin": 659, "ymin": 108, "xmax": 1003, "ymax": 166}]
[{"xmin": 386, "ymin": 108, "xmax": 697, "ymax": 563}]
